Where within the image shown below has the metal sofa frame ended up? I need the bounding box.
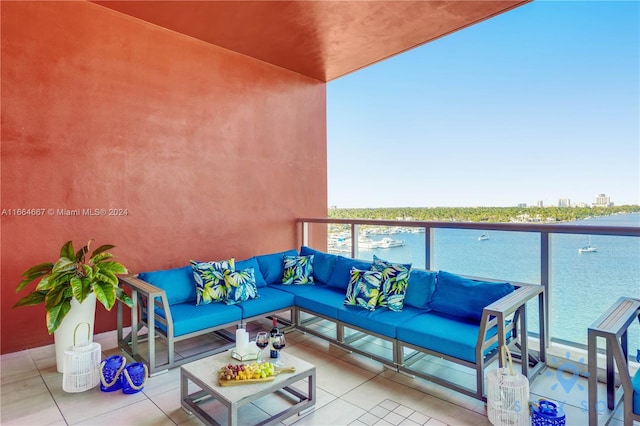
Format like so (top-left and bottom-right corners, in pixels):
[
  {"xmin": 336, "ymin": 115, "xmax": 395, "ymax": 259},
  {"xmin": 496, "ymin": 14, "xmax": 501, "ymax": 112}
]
[{"xmin": 117, "ymin": 273, "xmax": 546, "ymax": 401}]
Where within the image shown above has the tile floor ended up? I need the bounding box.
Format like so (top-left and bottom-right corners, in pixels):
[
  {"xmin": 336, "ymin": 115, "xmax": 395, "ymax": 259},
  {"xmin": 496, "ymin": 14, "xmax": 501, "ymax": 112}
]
[{"xmin": 0, "ymin": 319, "xmax": 635, "ymax": 426}]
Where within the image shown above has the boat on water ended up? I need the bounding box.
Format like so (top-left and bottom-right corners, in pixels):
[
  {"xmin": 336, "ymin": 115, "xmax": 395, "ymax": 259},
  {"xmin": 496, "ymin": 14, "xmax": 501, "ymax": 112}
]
[
  {"xmin": 379, "ymin": 237, "xmax": 405, "ymax": 248},
  {"xmin": 358, "ymin": 236, "xmax": 383, "ymax": 249},
  {"xmin": 478, "ymin": 232, "xmax": 489, "ymax": 241},
  {"xmin": 578, "ymin": 236, "xmax": 597, "ymax": 253}
]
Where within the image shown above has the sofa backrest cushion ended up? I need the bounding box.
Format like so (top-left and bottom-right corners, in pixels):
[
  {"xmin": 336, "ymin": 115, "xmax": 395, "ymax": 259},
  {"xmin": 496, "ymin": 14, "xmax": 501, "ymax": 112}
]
[
  {"xmin": 327, "ymin": 256, "xmax": 374, "ymax": 291},
  {"xmin": 235, "ymin": 257, "xmax": 268, "ymax": 288},
  {"xmin": 403, "ymin": 268, "xmax": 436, "ymax": 310},
  {"xmin": 299, "ymin": 246, "xmax": 338, "ymax": 285},
  {"xmin": 430, "ymin": 270, "xmax": 514, "ymax": 321},
  {"xmin": 138, "ymin": 266, "xmax": 196, "ymax": 305},
  {"xmin": 255, "ymin": 249, "xmax": 299, "ymax": 285}
]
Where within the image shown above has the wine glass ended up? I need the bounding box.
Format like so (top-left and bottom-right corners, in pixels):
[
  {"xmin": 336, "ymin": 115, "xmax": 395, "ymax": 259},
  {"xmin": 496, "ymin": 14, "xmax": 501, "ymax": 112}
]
[
  {"xmin": 272, "ymin": 332, "xmax": 286, "ymax": 366},
  {"xmin": 255, "ymin": 332, "xmax": 269, "ymax": 362}
]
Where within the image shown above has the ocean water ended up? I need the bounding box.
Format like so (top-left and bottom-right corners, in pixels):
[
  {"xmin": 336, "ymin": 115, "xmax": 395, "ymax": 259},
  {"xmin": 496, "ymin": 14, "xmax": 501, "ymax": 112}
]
[{"xmin": 349, "ymin": 213, "xmax": 640, "ymax": 347}]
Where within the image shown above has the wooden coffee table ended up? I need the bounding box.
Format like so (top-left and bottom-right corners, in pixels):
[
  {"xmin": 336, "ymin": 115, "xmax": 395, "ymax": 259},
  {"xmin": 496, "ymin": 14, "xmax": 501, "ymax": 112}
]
[{"xmin": 180, "ymin": 350, "xmax": 316, "ymax": 426}]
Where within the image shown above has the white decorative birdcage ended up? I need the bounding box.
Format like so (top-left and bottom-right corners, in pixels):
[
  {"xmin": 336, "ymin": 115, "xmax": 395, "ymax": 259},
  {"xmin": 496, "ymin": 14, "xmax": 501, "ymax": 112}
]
[
  {"xmin": 62, "ymin": 323, "xmax": 101, "ymax": 393},
  {"xmin": 486, "ymin": 345, "xmax": 530, "ymax": 426}
]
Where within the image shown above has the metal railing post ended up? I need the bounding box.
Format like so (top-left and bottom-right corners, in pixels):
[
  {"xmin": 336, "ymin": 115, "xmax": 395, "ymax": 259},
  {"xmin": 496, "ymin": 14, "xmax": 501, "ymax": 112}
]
[{"xmin": 540, "ymin": 231, "xmax": 551, "ymax": 348}]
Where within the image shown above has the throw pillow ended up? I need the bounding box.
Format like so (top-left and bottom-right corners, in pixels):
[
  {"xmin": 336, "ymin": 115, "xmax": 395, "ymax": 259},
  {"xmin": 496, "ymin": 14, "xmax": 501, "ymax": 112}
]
[
  {"xmin": 344, "ymin": 267, "xmax": 382, "ymax": 311},
  {"xmin": 430, "ymin": 270, "xmax": 515, "ymax": 321},
  {"xmin": 190, "ymin": 258, "xmax": 235, "ymax": 305},
  {"xmin": 224, "ymin": 268, "xmax": 259, "ymax": 305},
  {"xmin": 371, "ymin": 255, "xmax": 412, "ymax": 312},
  {"xmin": 282, "ymin": 255, "xmax": 315, "ymax": 285}
]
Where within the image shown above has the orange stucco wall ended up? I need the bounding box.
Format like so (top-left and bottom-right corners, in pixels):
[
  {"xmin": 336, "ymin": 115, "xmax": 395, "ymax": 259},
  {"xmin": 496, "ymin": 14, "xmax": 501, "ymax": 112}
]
[{"xmin": 1, "ymin": 1, "xmax": 327, "ymax": 353}]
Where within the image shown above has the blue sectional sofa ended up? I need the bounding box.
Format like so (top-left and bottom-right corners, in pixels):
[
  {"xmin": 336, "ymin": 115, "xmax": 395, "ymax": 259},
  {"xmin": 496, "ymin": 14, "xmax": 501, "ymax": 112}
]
[{"xmin": 117, "ymin": 246, "xmax": 546, "ymax": 400}]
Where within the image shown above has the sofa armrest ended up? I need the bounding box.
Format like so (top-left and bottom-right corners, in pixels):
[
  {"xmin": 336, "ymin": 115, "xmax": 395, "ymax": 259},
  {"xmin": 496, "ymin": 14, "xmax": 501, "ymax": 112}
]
[
  {"xmin": 118, "ymin": 274, "xmax": 173, "ymax": 338},
  {"xmin": 478, "ymin": 283, "xmax": 545, "ymax": 376},
  {"xmin": 119, "ymin": 274, "xmax": 165, "ymax": 299},
  {"xmin": 483, "ymin": 284, "xmax": 543, "ymax": 318}
]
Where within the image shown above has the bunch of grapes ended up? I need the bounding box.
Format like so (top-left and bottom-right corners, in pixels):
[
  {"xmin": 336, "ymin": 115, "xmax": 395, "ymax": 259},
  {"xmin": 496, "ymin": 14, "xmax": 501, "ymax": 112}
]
[{"xmin": 219, "ymin": 362, "xmax": 276, "ymax": 381}]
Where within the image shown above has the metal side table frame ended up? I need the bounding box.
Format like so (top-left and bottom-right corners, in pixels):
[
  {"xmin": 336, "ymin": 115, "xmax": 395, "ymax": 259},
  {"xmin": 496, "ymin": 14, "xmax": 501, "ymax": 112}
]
[{"xmin": 588, "ymin": 296, "xmax": 640, "ymax": 426}]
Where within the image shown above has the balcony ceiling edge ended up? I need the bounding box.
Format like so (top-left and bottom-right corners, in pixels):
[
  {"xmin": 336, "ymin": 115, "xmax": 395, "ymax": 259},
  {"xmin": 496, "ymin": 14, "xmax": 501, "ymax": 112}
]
[{"xmin": 91, "ymin": 0, "xmax": 531, "ymax": 82}]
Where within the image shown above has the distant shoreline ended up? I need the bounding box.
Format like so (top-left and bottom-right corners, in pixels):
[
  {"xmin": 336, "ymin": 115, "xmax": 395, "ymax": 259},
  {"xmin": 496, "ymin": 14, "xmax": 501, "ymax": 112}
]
[{"xmin": 328, "ymin": 206, "xmax": 640, "ymax": 224}]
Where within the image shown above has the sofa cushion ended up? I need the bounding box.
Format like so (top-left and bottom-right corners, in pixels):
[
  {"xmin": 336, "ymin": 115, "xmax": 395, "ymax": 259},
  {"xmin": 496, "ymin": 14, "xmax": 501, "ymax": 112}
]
[
  {"xmin": 344, "ymin": 268, "xmax": 382, "ymax": 311},
  {"xmin": 237, "ymin": 286, "xmax": 295, "ymax": 319},
  {"xmin": 403, "ymin": 269, "xmax": 436, "ymax": 310},
  {"xmin": 372, "ymin": 255, "xmax": 411, "ymax": 312},
  {"xmin": 299, "ymin": 246, "xmax": 338, "ymax": 285},
  {"xmin": 156, "ymin": 302, "xmax": 243, "ymax": 337},
  {"xmin": 138, "ymin": 266, "xmax": 196, "ymax": 305},
  {"xmin": 295, "ymin": 286, "xmax": 345, "ymax": 319},
  {"xmin": 190, "ymin": 258, "xmax": 235, "ymax": 305},
  {"xmin": 282, "ymin": 255, "xmax": 314, "ymax": 285},
  {"xmin": 224, "ymin": 268, "xmax": 259, "ymax": 305},
  {"xmin": 235, "ymin": 257, "xmax": 268, "ymax": 288},
  {"xmin": 632, "ymin": 368, "xmax": 640, "ymax": 415},
  {"xmin": 337, "ymin": 304, "xmax": 423, "ymax": 339},
  {"xmin": 256, "ymin": 249, "xmax": 298, "ymax": 285},
  {"xmin": 396, "ymin": 311, "xmax": 500, "ymax": 363},
  {"xmin": 327, "ymin": 256, "xmax": 374, "ymax": 291},
  {"xmin": 430, "ymin": 271, "xmax": 514, "ymax": 321}
]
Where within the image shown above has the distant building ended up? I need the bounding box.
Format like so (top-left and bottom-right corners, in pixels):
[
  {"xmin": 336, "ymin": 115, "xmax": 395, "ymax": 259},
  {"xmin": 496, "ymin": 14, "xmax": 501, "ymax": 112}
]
[
  {"xmin": 558, "ymin": 198, "xmax": 571, "ymax": 207},
  {"xmin": 517, "ymin": 203, "xmax": 527, "ymax": 208},
  {"xmin": 593, "ymin": 194, "xmax": 613, "ymax": 207},
  {"xmin": 536, "ymin": 200, "xmax": 544, "ymax": 208}
]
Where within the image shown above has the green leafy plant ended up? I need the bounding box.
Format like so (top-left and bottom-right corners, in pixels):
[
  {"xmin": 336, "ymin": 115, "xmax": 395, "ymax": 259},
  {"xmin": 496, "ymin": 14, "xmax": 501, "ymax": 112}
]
[{"xmin": 14, "ymin": 240, "xmax": 134, "ymax": 334}]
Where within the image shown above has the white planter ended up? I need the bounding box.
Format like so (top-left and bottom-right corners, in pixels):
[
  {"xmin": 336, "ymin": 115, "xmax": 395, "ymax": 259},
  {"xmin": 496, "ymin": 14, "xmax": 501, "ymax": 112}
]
[{"xmin": 53, "ymin": 293, "xmax": 97, "ymax": 373}]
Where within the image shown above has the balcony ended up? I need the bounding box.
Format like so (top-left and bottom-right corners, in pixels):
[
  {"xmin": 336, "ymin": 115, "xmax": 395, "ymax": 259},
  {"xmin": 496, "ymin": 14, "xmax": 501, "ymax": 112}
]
[{"xmin": 2, "ymin": 217, "xmax": 636, "ymax": 425}]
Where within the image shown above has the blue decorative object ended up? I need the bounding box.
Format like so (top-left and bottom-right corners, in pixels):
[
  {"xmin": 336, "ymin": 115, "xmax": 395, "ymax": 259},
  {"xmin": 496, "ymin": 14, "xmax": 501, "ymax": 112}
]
[
  {"xmin": 531, "ymin": 400, "xmax": 566, "ymax": 426},
  {"xmin": 100, "ymin": 355, "xmax": 125, "ymax": 392},
  {"xmin": 121, "ymin": 362, "xmax": 148, "ymax": 394}
]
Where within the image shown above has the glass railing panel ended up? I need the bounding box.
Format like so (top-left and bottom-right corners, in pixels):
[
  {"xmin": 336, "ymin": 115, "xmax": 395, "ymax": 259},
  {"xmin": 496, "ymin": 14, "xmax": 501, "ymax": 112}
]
[
  {"xmin": 550, "ymin": 233, "xmax": 640, "ymax": 347},
  {"xmin": 327, "ymin": 223, "xmax": 351, "ymax": 254},
  {"xmin": 353, "ymin": 225, "xmax": 426, "ymax": 268},
  {"xmin": 432, "ymin": 229, "xmax": 540, "ymax": 284},
  {"xmin": 312, "ymin": 216, "xmax": 639, "ymax": 350}
]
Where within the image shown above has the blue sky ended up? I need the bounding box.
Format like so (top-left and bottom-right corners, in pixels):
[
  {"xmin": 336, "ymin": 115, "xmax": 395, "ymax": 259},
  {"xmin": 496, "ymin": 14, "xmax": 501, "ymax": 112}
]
[{"xmin": 327, "ymin": 1, "xmax": 639, "ymax": 208}]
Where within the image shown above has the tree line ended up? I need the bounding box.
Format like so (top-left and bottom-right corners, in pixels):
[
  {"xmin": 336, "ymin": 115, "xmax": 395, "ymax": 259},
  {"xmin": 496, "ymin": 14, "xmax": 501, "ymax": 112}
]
[{"xmin": 328, "ymin": 205, "xmax": 640, "ymax": 223}]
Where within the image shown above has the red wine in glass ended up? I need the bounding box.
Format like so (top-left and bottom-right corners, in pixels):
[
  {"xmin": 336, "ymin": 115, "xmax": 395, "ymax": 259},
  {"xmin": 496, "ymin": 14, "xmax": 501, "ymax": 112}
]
[
  {"xmin": 272, "ymin": 333, "xmax": 286, "ymax": 366},
  {"xmin": 255, "ymin": 332, "xmax": 269, "ymax": 362}
]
